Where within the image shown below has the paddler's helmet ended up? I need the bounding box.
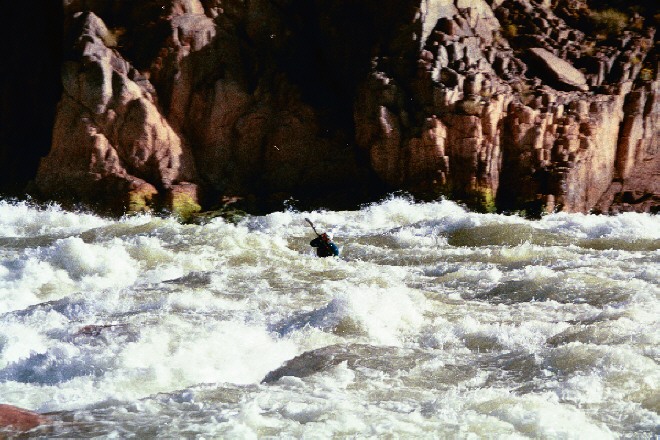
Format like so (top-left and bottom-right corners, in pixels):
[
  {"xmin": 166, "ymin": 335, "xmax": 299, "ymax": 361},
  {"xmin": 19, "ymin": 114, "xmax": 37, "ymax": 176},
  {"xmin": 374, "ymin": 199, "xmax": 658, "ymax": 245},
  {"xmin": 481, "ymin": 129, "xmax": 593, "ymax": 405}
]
[{"xmin": 322, "ymin": 232, "xmax": 332, "ymax": 241}]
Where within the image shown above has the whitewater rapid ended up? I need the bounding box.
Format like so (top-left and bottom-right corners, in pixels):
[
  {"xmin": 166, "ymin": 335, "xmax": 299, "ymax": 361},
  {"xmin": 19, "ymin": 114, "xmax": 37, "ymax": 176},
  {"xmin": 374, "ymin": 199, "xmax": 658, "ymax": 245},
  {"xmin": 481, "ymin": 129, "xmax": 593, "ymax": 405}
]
[{"xmin": 0, "ymin": 197, "xmax": 658, "ymax": 438}]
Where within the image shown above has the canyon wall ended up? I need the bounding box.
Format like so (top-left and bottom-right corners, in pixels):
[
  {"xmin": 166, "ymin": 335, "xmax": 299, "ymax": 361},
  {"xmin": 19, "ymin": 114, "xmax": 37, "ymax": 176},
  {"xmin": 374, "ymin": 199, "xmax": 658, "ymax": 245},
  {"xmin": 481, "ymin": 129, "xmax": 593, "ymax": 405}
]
[{"xmin": 2, "ymin": 0, "xmax": 658, "ymax": 215}]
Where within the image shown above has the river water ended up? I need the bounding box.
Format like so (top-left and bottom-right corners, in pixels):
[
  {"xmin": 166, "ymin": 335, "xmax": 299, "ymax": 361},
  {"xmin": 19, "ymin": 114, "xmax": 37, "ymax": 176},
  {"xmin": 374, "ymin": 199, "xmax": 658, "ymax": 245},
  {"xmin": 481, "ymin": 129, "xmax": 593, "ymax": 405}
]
[{"xmin": 0, "ymin": 197, "xmax": 658, "ymax": 438}]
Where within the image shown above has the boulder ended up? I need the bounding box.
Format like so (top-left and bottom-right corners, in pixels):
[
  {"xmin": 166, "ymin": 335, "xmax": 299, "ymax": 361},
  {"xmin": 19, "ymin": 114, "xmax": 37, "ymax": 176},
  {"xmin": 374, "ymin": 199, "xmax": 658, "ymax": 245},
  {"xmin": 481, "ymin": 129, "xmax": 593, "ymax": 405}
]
[
  {"xmin": 0, "ymin": 404, "xmax": 50, "ymax": 433},
  {"xmin": 527, "ymin": 47, "xmax": 588, "ymax": 91}
]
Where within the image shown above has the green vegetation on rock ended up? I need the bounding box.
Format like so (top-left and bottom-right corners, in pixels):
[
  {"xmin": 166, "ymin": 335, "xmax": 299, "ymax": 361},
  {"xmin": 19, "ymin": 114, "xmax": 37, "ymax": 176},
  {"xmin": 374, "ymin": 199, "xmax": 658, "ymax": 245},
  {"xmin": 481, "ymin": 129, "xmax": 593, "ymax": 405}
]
[{"xmin": 589, "ymin": 8, "xmax": 629, "ymax": 39}]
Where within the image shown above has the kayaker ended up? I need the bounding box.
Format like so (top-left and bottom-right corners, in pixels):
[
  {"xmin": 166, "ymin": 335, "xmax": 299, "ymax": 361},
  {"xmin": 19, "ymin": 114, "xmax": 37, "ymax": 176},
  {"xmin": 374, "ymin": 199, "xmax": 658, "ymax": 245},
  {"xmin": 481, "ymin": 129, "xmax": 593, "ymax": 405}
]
[{"xmin": 310, "ymin": 232, "xmax": 339, "ymax": 258}]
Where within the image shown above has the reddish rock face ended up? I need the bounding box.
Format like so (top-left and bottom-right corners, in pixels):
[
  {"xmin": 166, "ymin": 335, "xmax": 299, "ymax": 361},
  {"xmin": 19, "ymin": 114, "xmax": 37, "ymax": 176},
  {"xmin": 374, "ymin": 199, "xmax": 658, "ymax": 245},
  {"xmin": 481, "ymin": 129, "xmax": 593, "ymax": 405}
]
[
  {"xmin": 0, "ymin": 404, "xmax": 50, "ymax": 433},
  {"xmin": 35, "ymin": 10, "xmax": 198, "ymax": 216},
  {"xmin": 353, "ymin": 0, "xmax": 658, "ymax": 213},
  {"xmin": 23, "ymin": 0, "xmax": 660, "ymax": 214},
  {"xmin": 598, "ymin": 80, "xmax": 660, "ymax": 213}
]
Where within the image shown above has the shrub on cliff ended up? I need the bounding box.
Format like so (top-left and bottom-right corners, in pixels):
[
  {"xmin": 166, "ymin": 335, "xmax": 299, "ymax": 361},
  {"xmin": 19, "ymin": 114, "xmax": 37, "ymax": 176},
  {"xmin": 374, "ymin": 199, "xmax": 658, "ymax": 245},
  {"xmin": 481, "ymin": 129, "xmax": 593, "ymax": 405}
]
[{"xmin": 589, "ymin": 8, "xmax": 628, "ymax": 39}]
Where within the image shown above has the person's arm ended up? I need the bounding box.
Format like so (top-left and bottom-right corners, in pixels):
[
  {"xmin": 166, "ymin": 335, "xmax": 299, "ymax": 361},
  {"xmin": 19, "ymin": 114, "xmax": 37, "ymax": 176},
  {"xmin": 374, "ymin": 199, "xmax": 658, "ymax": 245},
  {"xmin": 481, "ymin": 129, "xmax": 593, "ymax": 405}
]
[{"xmin": 310, "ymin": 237, "xmax": 321, "ymax": 247}]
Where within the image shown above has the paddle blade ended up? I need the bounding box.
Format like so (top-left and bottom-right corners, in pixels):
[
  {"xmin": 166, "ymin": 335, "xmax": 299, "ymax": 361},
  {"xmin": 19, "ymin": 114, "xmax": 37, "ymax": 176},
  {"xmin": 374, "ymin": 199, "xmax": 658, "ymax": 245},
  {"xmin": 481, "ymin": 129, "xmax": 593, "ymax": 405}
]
[{"xmin": 305, "ymin": 218, "xmax": 319, "ymax": 235}]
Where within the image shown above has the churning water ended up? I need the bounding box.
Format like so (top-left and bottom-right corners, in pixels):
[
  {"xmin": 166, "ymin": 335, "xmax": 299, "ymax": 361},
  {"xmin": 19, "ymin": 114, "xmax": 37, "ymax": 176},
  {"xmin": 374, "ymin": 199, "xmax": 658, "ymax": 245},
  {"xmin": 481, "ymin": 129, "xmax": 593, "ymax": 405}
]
[{"xmin": 0, "ymin": 197, "xmax": 658, "ymax": 438}]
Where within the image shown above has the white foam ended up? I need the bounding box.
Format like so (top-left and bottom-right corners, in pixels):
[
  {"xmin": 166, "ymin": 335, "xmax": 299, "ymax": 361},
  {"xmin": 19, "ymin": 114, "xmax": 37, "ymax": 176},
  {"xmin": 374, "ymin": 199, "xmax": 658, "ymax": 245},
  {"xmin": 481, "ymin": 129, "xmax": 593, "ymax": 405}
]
[
  {"xmin": 0, "ymin": 323, "xmax": 49, "ymax": 368},
  {"xmin": 558, "ymin": 373, "xmax": 605, "ymax": 404},
  {"xmin": 453, "ymin": 314, "xmax": 567, "ymax": 352},
  {"xmin": 0, "ymin": 256, "xmax": 74, "ymax": 313},
  {"xmin": 466, "ymin": 390, "xmax": 615, "ymax": 439},
  {"xmin": 118, "ymin": 318, "xmax": 297, "ymax": 387},
  {"xmin": 538, "ymin": 211, "xmax": 660, "ymax": 239},
  {"xmin": 39, "ymin": 237, "xmax": 139, "ymax": 290},
  {"xmin": 324, "ymin": 283, "xmax": 427, "ymax": 346},
  {"xmin": 0, "ymin": 200, "xmax": 109, "ymax": 238}
]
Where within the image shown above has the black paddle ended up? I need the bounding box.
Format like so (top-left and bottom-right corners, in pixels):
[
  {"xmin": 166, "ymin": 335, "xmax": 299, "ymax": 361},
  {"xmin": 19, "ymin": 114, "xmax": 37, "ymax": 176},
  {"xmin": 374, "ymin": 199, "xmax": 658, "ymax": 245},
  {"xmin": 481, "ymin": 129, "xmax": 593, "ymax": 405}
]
[{"xmin": 305, "ymin": 217, "xmax": 321, "ymax": 237}]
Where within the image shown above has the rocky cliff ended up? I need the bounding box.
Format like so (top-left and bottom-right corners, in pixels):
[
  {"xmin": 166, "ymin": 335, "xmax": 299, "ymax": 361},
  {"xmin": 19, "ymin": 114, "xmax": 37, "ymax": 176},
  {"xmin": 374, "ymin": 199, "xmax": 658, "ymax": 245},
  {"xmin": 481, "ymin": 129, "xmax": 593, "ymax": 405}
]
[{"xmin": 1, "ymin": 0, "xmax": 658, "ymax": 215}]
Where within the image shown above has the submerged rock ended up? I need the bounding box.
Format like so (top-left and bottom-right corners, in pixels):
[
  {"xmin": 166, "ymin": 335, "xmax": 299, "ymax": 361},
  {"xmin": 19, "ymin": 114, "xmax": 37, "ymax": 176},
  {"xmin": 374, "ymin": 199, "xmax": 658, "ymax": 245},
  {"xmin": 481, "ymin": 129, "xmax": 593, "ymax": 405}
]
[{"xmin": 262, "ymin": 344, "xmax": 433, "ymax": 384}]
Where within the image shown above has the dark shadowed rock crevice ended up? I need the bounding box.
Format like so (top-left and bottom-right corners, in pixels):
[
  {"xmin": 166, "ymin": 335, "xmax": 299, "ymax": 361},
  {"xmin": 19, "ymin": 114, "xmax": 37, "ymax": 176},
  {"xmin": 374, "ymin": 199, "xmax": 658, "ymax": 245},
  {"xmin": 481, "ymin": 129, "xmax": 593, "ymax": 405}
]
[{"xmin": 0, "ymin": 0, "xmax": 63, "ymax": 195}]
